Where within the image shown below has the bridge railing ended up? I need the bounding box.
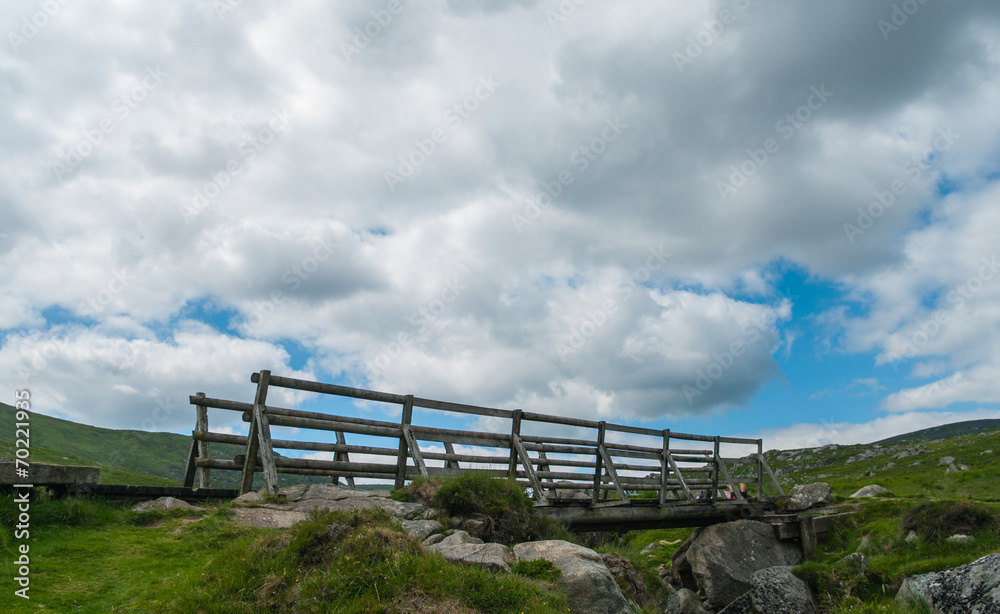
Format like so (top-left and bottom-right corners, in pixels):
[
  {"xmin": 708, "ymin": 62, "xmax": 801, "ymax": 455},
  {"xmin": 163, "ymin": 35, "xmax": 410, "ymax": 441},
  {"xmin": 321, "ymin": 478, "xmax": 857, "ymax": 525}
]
[{"xmin": 182, "ymin": 370, "xmax": 785, "ymax": 504}]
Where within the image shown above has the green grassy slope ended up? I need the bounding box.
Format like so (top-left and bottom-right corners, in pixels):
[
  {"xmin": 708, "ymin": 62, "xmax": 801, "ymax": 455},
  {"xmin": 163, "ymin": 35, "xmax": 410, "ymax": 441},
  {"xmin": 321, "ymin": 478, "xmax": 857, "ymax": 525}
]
[{"xmin": 0, "ymin": 403, "xmax": 322, "ymax": 489}]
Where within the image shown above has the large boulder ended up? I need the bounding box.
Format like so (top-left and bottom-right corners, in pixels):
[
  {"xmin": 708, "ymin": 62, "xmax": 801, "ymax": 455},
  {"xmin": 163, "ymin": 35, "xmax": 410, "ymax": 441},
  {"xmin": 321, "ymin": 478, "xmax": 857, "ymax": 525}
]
[
  {"xmin": 850, "ymin": 484, "xmax": 888, "ymax": 498},
  {"xmin": 514, "ymin": 540, "xmax": 632, "ymax": 614},
  {"xmin": 718, "ymin": 566, "xmax": 816, "ymax": 614},
  {"xmin": 895, "ymin": 554, "xmax": 1000, "ymax": 613},
  {"xmin": 665, "ymin": 588, "xmax": 713, "ymax": 614},
  {"xmin": 671, "ymin": 520, "xmax": 802, "ymax": 610},
  {"xmin": 786, "ymin": 483, "xmax": 834, "ymax": 511},
  {"xmin": 426, "ymin": 531, "xmax": 513, "ymax": 573}
]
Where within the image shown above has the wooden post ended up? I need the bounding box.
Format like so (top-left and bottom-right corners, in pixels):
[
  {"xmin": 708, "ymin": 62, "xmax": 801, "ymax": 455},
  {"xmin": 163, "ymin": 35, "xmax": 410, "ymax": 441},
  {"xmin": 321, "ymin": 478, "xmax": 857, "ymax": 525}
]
[
  {"xmin": 592, "ymin": 422, "xmax": 606, "ymax": 504},
  {"xmin": 331, "ymin": 431, "xmax": 355, "ymax": 487},
  {"xmin": 241, "ymin": 370, "xmax": 279, "ymax": 495},
  {"xmin": 659, "ymin": 429, "xmax": 670, "ymax": 505},
  {"xmin": 443, "ymin": 441, "xmax": 461, "ymax": 470},
  {"xmin": 509, "ymin": 410, "xmax": 522, "ymax": 478},
  {"xmin": 756, "ymin": 439, "xmax": 764, "ymax": 498},
  {"xmin": 395, "ymin": 395, "xmax": 414, "ymax": 490},
  {"xmin": 195, "ymin": 393, "xmax": 211, "ymax": 489},
  {"xmin": 182, "ymin": 439, "xmax": 198, "ymax": 488},
  {"xmin": 711, "ymin": 436, "xmax": 721, "ymax": 502}
]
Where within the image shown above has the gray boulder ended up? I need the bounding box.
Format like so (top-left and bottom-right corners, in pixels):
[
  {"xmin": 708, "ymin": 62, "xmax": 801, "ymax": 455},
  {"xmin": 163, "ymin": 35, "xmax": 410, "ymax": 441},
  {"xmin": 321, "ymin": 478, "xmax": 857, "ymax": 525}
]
[
  {"xmin": 671, "ymin": 520, "xmax": 802, "ymax": 610},
  {"xmin": 230, "ymin": 507, "xmax": 306, "ymax": 529},
  {"xmin": 665, "ymin": 588, "xmax": 713, "ymax": 614},
  {"xmin": 786, "ymin": 483, "xmax": 834, "ymax": 511},
  {"xmin": 397, "ymin": 518, "xmax": 442, "ymax": 541},
  {"xmin": 850, "ymin": 484, "xmax": 889, "ymax": 498},
  {"xmin": 939, "ymin": 456, "xmax": 956, "ymax": 466},
  {"xmin": 895, "ymin": 554, "xmax": 1000, "ymax": 613},
  {"xmin": 426, "ymin": 531, "xmax": 513, "ymax": 573},
  {"xmin": 515, "ymin": 540, "xmax": 632, "ymax": 614},
  {"xmin": 132, "ymin": 496, "xmax": 203, "ymax": 512},
  {"xmin": 718, "ymin": 566, "xmax": 816, "ymax": 614}
]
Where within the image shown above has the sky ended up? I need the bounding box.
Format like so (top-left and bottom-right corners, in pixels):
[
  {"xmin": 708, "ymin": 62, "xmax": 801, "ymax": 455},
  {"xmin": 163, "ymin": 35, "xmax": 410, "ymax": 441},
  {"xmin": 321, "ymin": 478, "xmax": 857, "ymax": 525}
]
[{"xmin": 3, "ymin": 0, "xmax": 1000, "ymax": 459}]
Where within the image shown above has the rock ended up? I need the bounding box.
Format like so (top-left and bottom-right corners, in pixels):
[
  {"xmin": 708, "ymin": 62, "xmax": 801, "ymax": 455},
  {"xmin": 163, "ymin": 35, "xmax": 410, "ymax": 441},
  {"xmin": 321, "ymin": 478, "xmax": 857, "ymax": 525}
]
[
  {"xmin": 671, "ymin": 520, "xmax": 802, "ymax": 610},
  {"xmin": 946, "ymin": 464, "xmax": 960, "ymax": 473},
  {"xmin": 132, "ymin": 497, "xmax": 204, "ymax": 512},
  {"xmin": 457, "ymin": 518, "xmax": 487, "ymax": 538},
  {"xmin": 939, "ymin": 456, "xmax": 956, "ymax": 466},
  {"xmin": 423, "ymin": 533, "xmax": 446, "ymax": 546},
  {"xmin": 233, "ymin": 484, "xmax": 424, "ymax": 519},
  {"xmin": 911, "ymin": 461, "xmax": 922, "ymax": 466},
  {"xmin": 438, "ymin": 530, "xmax": 483, "ymax": 546},
  {"xmin": 640, "ymin": 542, "xmax": 660, "ymax": 554},
  {"xmin": 840, "ymin": 553, "xmax": 868, "ymax": 575},
  {"xmin": 850, "ymin": 484, "xmax": 889, "ymax": 498},
  {"xmin": 786, "ymin": 483, "xmax": 834, "ymax": 511},
  {"xmin": 946, "ymin": 534, "xmax": 974, "ymax": 545},
  {"xmin": 958, "ymin": 464, "xmax": 971, "ymax": 471},
  {"xmin": 398, "ymin": 519, "xmax": 442, "ymax": 541},
  {"xmin": 905, "ymin": 531, "xmax": 919, "ymax": 544},
  {"xmin": 427, "ymin": 539, "xmax": 513, "ymax": 573},
  {"xmin": 515, "ymin": 540, "xmax": 632, "ymax": 614},
  {"xmin": 665, "ymin": 588, "xmax": 713, "ymax": 614},
  {"xmin": 230, "ymin": 507, "xmax": 307, "ymax": 529},
  {"xmin": 601, "ymin": 553, "xmax": 650, "ymax": 605},
  {"xmin": 549, "ymin": 481, "xmax": 591, "ymax": 500},
  {"xmin": 232, "ymin": 490, "xmax": 266, "ymax": 506},
  {"xmin": 895, "ymin": 554, "xmax": 1000, "ymax": 613},
  {"xmin": 856, "ymin": 536, "xmax": 871, "ymax": 552},
  {"xmin": 982, "ymin": 450, "xmax": 994, "ymax": 455},
  {"xmin": 718, "ymin": 566, "xmax": 817, "ymax": 614}
]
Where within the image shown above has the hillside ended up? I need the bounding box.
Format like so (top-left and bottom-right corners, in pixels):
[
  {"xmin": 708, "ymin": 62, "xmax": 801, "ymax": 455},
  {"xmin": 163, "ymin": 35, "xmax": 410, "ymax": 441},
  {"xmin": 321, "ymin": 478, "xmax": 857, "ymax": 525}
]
[{"xmin": 0, "ymin": 403, "xmax": 323, "ymax": 489}]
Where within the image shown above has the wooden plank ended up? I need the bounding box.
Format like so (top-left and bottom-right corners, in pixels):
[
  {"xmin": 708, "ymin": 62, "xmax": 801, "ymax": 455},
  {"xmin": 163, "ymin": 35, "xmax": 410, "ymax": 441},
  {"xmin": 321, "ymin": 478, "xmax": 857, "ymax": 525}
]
[
  {"xmin": 509, "ymin": 410, "xmax": 522, "ymax": 478},
  {"xmin": 512, "ymin": 433, "xmax": 546, "ymax": 503},
  {"xmin": 402, "ymin": 425, "xmax": 428, "ymax": 478},
  {"xmin": 252, "ymin": 374, "xmax": 279, "ymax": 496},
  {"xmin": 666, "ymin": 453, "xmax": 694, "ymax": 500},
  {"xmin": 395, "ymin": 395, "xmax": 414, "ymax": 489},
  {"xmin": 442, "ymin": 442, "xmax": 461, "ymax": 469},
  {"xmin": 195, "ymin": 393, "xmax": 210, "ymax": 488},
  {"xmin": 255, "ymin": 372, "xmax": 408, "ymax": 405},
  {"xmin": 598, "ymin": 445, "xmax": 627, "ymax": 501},
  {"xmin": 592, "ymin": 422, "xmax": 606, "ymax": 504},
  {"xmin": 331, "ymin": 431, "xmax": 355, "ymax": 487},
  {"xmin": 239, "ymin": 370, "xmax": 268, "ymax": 495},
  {"xmin": 266, "ymin": 415, "xmax": 402, "ymax": 439},
  {"xmin": 182, "ymin": 440, "xmax": 198, "ymax": 488},
  {"xmin": 758, "ymin": 453, "xmax": 785, "ymax": 497},
  {"xmin": 711, "ymin": 437, "xmax": 720, "ymax": 502},
  {"xmin": 756, "ymin": 440, "xmax": 764, "ymax": 500},
  {"xmin": 660, "ymin": 429, "xmax": 670, "ymax": 505},
  {"xmin": 412, "ymin": 397, "xmax": 513, "ymax": 419},
  {"xmin": 716, "ymin": 455, "xmax": 745, "ymax": 502}
]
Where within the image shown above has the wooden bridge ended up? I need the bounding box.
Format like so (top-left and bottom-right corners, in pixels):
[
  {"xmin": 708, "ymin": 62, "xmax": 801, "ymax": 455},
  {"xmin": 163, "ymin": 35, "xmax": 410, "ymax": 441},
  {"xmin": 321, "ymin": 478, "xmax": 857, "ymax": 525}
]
[{"xmin": 183, "ymin": 370, "xmax": 786, "ymax": 529}]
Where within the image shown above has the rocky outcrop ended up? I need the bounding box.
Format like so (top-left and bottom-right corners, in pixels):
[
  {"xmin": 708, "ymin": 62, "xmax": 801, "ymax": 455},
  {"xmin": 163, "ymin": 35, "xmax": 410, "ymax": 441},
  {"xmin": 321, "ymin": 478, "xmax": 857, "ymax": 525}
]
[
  {"xmin": 426, "ymin": 531, "xmax": 514, "ymax": 573},
  {"xmin": 671, "ymin": 520, "xmax": 802, "ymax": 610},
  {"xmin": 717, "ymin": 566, "xmax": 816, "ymax": 614},
  {"xmin": 785, "ymin": 483, "xmax": 834, "ymax": 511},
  {"xmin": 230, "ymin": 483, "xmax": 423, "ymax": 523},
  {"xmin": 850, "ymin": 484, "xmax": 888, "ymax": 498},
  {"xmin": 515, "ymin": 540, "xmax": 632, "ymax": 614},
  {"xmin": 665, "ymin": 588, "xmax": 713, "ymax": 614},
  {"xmin": 896, "ymin": 554, "xmax": 1000, "ymax": 613},
  {"xmin": 398, "ymin": 518, "xmax": 442, "ymax": 541}
]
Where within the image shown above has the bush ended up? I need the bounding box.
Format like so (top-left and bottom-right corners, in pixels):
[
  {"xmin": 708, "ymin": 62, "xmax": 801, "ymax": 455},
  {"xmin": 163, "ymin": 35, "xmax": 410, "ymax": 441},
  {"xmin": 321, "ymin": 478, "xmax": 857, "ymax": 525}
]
[{"xmin": 901, "ymin": 500, "xmax": 997, "ymax": 544}]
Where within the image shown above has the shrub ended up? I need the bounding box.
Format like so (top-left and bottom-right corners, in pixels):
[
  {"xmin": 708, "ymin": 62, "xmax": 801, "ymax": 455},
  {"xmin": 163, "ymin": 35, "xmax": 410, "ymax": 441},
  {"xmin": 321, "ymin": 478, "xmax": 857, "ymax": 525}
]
[{"xmin": 900, "ymin": 500, "xmax": 997, "ymax": 544}]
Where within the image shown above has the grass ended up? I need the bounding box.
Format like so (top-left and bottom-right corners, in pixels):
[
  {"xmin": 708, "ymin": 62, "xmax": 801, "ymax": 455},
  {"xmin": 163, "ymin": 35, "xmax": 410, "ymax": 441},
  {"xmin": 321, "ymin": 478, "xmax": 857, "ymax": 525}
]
[{"xmin": 0, "ymin": 492, "xmax": 571, "ymax": 613}]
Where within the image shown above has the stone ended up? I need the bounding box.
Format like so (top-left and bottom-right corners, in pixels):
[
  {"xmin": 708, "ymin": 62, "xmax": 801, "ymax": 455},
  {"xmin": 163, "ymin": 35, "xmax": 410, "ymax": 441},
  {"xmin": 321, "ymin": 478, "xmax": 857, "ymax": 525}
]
[
  {"xmin": 958, "ymin": 464, "xmax": 971, "ymax": 471},
  {"xmin": 946, "ymin": 464, "xmax": 960, "ymax": 473},
  {"xmin": 423, "ymin": 533, "xmax": 445, "ymax": 546},
  {"xmin": 671, "ymin": 520, "xmax": 802, "ymax": 610},
  {"xmin": 850, "ymin": 484, "xmax": 889, "ymax": 498},
  {"xmin": 515, "ymin": 540, "xmax": 632, "ymax": 614},
  {"xmin": 288, "ymin": 494, "xmax": 423, "ymax": 518},
  {"xmin": 640, "ymin": 542, "xmax": 660, "ymax": 554},
  {"xmin": 840, "ymin": 553, "xmax": 868, "ymax": 575},
  {"xmin": 939, "ymin": 456, "xmax": 956, "ymax": 466},
  {"xmin": 427, "ymin": 539, "xmax": 513, "ymax": 573},
  {"xmin": 786, "ymin": 483, "xmax": 834, "ymax": 511},
  {"xmin": 458, "ymin": 518, "xmax": 487, "ymax": 538},
  {"xmin": 132, "ymin": 496, "xmax": 204, "ymax": 512},
  {"xmin": 230, "ymin": 507, "xmax": 307, "ymax": 529},
  {"xmin": 946, "ymin": 534, "xmax": 974, "ymax": 545},
  {"xmin": 665, "ymin": 588, "xmax": 713, "ymax": 614},
  {"xmin": 982, "ymin": 450, "xmax": 994, "ymax": 455},
  {"xmin": 905, "ymin": 531, "xmax": 919, "ymax": 544},
  {"xmin": 895, "ymin": 554, "xmax": 1000, "ymax": 613},
  {"xmin": 439, "ymin": 530, "xmax": 483, "ymax": 546},
  {"xmin": 549, "ymin": 481, "xmax": 591, "ymax": 500},
  {"xmin": 856, "ymin": 536, "xmax": 871, "ymax": 552},
  {"xmin": 717, "ymin": 566, "xmax": 817, "ymax": 614},
  {"xmin": 398, "ymin": 519, "xmax": 442, "ymax": 541}
]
